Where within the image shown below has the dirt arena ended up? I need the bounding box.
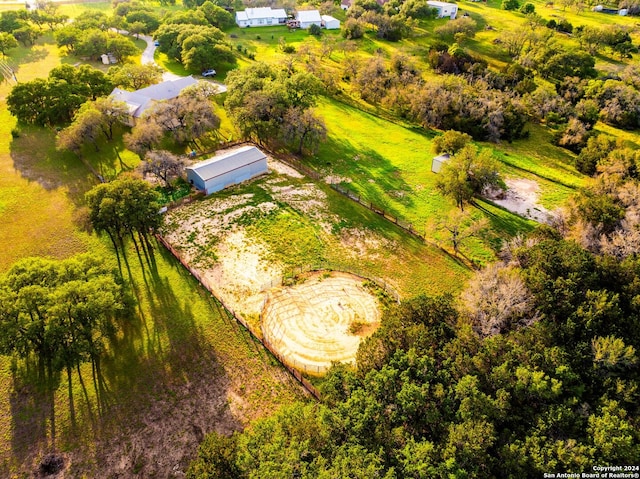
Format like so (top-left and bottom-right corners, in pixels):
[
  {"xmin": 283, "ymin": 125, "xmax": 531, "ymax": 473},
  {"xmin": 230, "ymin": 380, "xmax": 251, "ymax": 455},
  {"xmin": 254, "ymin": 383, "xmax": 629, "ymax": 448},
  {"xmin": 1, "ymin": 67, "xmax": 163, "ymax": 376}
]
[{"xmin": 261, "ymin": 271, "xmax": 381, "ymax": 375}]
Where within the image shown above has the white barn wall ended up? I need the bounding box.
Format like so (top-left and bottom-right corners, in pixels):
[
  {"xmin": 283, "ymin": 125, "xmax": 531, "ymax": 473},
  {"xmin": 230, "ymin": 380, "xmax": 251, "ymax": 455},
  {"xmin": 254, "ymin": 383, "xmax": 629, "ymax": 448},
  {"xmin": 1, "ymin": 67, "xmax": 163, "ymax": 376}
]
[{"xmin": 186, "ymin": 146, "xmax": 269, "ymax": 195}]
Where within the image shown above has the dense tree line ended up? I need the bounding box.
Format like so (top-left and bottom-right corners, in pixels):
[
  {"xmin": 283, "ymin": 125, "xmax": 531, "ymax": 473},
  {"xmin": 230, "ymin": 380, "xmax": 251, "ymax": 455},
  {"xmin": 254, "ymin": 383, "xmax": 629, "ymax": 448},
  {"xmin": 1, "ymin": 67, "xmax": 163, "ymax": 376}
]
[
  {"xmin": 7, "ymin": 64, "xmax": 113, "ymax": 126},
  {"xmin": 188, "ymin": 223, "xmax": 640, "ymax": 476}
]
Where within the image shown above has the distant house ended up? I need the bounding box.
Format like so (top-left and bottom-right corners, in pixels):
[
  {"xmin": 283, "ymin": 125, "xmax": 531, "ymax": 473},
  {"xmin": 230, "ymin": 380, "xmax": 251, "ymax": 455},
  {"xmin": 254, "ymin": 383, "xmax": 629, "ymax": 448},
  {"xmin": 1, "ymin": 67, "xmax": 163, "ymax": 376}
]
[
  {"xmin": 296, "ymin": 10, "xmax": 322, "ymax": 29},
  {"xmin": 322, "ymin": 14, "xmax": 341, "ymax": 29},
  {"xmin": 235, "ymin": 7, "xmax": 288, "ymax": 27},
  {"xmin": 186, "ymin": 146, "xmax": 268, "ymax": 195},
  {"xmin": 431, "ymin": 153, "xmax": 450, "ymax": 173},
  {"xmin": 427, "ymin": 0, "xmax": 458, "ymax": 18},
  {"xmin": 110, "ymin": 76, "xmax": 198, "ymax": 126}
]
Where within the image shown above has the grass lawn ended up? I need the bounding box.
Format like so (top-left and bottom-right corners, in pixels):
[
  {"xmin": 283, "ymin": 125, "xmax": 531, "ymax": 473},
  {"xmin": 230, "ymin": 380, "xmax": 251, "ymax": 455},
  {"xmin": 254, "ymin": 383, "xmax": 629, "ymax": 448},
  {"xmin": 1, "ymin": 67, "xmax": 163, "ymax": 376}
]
[
  {"xmin": 312, "ymin": 97, "xmax": 546, "ymax": 257},
  {"xmin": 0, "ymin": 237, "xmax": 306, "ymax": 477}
]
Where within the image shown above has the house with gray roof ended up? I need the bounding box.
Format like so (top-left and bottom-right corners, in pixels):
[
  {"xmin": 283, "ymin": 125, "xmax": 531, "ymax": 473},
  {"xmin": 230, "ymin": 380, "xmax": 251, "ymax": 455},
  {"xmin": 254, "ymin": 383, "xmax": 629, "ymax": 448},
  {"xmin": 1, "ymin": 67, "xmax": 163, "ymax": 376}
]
[
  {"xmin": 109, "ymin": 76, "xmax": 198, "ymax": 125},
  {"xmin": 186, "ymin": 146, "xmax": 268, "ymax": 195},
  {"xmin": 235, "ymin": 7, "xmax": 288, "ymax": 27}
]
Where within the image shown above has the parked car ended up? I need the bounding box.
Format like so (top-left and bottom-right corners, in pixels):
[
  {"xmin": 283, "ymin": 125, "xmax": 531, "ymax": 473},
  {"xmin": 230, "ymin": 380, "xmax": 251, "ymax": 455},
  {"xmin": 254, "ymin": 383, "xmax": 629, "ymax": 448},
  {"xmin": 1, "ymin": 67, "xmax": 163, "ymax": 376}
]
[
  {"xmin": 202, "ymin": 69, "xmax": 217, "ymax": 77},
  {"xmin": 154, "ymin": 40, "xmax": 160, "ymax": 46}
]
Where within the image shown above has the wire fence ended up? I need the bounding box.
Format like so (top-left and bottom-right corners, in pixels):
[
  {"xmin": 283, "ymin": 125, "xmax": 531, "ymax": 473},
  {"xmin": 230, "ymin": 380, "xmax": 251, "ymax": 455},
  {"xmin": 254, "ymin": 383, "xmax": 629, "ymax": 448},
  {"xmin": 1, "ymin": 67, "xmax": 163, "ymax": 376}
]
[
  {"xmin": 259, "ymin": 262, "xmax": 401, "ymax": 304},
  {"xmin": 156, "ymin": 234, "xmax": 321, "ymax": 400},
  {"xmin": 192, "ymin": 140, "xmax": 425, "ymax": 243},
  {"xmin": 270, "ymin": 153, "xmax": 426, "ymax": 243}
]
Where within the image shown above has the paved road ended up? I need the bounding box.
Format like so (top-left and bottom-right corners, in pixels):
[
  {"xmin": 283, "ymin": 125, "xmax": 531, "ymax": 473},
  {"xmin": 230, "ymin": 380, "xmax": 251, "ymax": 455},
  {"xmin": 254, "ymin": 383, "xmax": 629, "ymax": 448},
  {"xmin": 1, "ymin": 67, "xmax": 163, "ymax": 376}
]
[{"xmin": 138, "ymin": 34, "xmax": 228, "ymax": 92}]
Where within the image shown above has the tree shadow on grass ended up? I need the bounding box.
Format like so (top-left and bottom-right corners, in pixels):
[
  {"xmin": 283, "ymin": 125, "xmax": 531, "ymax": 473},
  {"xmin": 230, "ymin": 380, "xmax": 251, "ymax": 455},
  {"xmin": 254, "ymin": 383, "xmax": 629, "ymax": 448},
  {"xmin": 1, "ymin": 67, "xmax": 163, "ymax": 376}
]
[
  {"xmin": 7, "ymin": 365, "xmax": 50, "ymax": 472},
  {"xmin": 312, "ymin": 135, "xmax": 416, "ymax": 220},
  {"xmin": 11, "ymin": 45, "xmax": 49, "ymax": 71},
  {"xmin": 85, "ymin": 245, "xmax": 242, "ymax": 476},
  {"xmin": 473, "ymin": 199, "xmax": 536, "ymax": 250},
  {"xmin": 9, "ymin": 125, "xmax": 98, "ymax": 204}
]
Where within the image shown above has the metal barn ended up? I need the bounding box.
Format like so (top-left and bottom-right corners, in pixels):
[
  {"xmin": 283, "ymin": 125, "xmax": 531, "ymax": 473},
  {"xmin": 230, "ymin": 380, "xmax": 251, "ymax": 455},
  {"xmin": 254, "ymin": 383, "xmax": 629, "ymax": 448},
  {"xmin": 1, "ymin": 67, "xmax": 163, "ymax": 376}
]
[
  {"xmin": 431, "ymin": 153, "xmax": 451, "ymax": 173},
  {"xmin": 186, "ymin": 146, "xmax": 268, "ymax": 195}
]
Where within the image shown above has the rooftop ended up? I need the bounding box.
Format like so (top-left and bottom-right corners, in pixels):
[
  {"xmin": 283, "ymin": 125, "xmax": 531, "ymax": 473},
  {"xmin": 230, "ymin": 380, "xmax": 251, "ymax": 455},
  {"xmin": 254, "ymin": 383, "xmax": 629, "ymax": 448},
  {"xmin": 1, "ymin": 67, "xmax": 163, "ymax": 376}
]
[
  {"xmin": 187, "ymin": 146, "xmax": 267, "ymax": 182},
  {"xmin": 236, "ymin": 7, "xmax": 288, "ymax": 21},
  {"xmin": 110, "ymin": 76, "xmax": 198, "ymax": 118},
  {"xmin": 297, "ymin": 9, "xmax": 322, "ymax": 22}
]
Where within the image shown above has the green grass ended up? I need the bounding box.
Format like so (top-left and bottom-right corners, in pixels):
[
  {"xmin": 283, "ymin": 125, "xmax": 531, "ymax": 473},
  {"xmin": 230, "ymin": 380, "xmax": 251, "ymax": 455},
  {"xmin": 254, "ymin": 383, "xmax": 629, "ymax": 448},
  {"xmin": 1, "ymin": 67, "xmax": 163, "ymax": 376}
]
[
  {"xmin": 307, "ymin": 96, "xmax": 589, "ymax": 259},
  {"xmin": 169, "ymin": 167, "xmax": 472, "ymax": 301},
  {"xmin": 314, "ymin": 98, "xmax": 531, "ymax": 225},
  {"xmin": 0, "ymin": 238, "xmax": 305, "ymax": 476}
]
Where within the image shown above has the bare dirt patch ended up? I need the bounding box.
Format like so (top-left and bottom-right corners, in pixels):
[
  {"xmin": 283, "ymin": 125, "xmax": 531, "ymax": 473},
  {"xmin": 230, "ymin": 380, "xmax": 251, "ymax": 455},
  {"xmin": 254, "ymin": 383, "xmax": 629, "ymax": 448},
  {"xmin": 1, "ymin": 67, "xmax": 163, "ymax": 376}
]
[
  {"xmin": 162, "ymin": 159, "xmax": 394, "ymax": 363},
  {"xmin": 262, "ymin": 272, "xmax": 381, "ymax": 375},
  {"xmin": 488, "ymin": 178, "xmax": 551, "ymax": 223}
]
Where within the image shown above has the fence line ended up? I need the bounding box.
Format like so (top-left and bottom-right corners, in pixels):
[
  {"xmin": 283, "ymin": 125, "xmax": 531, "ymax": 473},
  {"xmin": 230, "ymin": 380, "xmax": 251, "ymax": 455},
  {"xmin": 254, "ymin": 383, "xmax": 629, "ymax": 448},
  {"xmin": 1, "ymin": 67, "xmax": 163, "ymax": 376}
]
[
  {"xmin": 156, "ymin": 234, "xmax": 321, "ymax": 400},
  {"xmin": 192, "ymin": 140, "xmax": 425, "ymax": 242},
  {"xmin": 259, "ymin": 262, "xmax": 401, "ymax": 305},
  {"xmin": 267, "ymin": 153, "xmax": 426, "ymax": 243}
]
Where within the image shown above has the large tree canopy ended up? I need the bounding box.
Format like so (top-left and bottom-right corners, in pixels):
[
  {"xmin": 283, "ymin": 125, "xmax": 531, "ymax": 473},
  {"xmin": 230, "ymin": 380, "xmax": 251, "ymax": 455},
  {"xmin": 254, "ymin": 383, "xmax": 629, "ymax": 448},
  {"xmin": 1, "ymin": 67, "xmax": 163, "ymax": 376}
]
[
  {"xmin": 85, "ymin": 177, "xmax": 162, "ymax": 254},
  {"xmin": 436, "ymin": 144, "xmax": 505, "ymax": 210},
  {"xmin": 224, "ymin": 63, "xmax": 325, "ymax": 151},
  {"xmin": 7, "ymin": 65, "xmax": 112, "ymax": 125}
]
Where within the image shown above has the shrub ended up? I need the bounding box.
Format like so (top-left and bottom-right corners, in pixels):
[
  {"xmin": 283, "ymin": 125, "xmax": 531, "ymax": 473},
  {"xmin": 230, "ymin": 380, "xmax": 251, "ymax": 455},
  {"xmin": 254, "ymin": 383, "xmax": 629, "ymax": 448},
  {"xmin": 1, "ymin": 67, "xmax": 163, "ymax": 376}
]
[
  {"xmin": 342, "ymin": 18, "xmax": 364, "ymax": 39},
  {"xmin": 520, "ymin": 2, "xmax": 535, "ymax": 13},
  {"xmin": 502, "ymin": 0, "xmax": 520, "ymax": 10},
  {"xmin": 309, "ymin": 23, "xmax": 322, "ymax": 36}
]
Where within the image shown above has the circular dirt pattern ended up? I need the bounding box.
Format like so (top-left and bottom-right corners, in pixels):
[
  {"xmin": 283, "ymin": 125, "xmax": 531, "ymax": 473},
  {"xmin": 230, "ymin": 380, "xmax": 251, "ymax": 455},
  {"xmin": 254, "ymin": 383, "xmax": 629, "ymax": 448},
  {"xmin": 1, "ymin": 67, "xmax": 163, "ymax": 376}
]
[{"xmin": 262, "ymin": 271, "xmax": 381, "ymax": 375}]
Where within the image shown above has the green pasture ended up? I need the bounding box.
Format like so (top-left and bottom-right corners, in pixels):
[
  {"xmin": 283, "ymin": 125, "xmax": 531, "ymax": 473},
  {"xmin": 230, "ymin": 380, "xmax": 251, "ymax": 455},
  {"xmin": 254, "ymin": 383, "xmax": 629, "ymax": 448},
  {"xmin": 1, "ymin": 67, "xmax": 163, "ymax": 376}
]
[
  {"xmin": 314, "ymin": 98, "xmax": 544, "ymax": 232},
  {"xmin": 173, "ymin": 167, "xmax": 472, "ymax": 301},
  {"xmin": 0, "ymin": 237, "xmax": 305, "ymax": 475}
]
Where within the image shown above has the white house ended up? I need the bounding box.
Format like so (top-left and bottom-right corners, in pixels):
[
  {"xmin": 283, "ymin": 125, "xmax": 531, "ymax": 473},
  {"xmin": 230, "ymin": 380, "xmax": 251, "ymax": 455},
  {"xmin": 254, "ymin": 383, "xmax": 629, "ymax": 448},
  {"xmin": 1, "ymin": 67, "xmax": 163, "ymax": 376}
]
[
  {"xmin": 110, "ymin": 76, "xmax": 198, "ymax": 125},
  {"xmin": 186, "ymin": 146, "xmax": 268, "ymax": 195},
  {"xmin": 427, "ymin": 0, "xmax": 458, "ymax": 19},
  {"xmin": 296, "ymin": 10, "xmax": 322, "ymax": 29},
  {"xmin": 235, "ymin": 7, "xmax": 288, "ymax": 27},
  {"xmin": 321, "ymin": 14, "xmax": 341, "ymax": 29},
  {"xmin": 431, "ymin": 153, "xmax": 450, "ymax": 173}
]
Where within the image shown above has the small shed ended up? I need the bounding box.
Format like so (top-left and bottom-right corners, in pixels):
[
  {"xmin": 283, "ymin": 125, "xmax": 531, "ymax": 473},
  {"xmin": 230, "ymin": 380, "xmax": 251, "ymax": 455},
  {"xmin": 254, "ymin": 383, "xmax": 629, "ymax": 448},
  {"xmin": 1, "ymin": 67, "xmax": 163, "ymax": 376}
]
[
  {"xmin": 431, "ymin": 153, "xmax": 450, "ymax": 173},
  {"xmin": 296, "ymin": 10, "xmax": 322, "ymax": 29},
  {"xmin": 322, "ymin": 15, "xmax": 341, "ymax": 29},
  {"xmin": 186, "ymin": 146, "xmax": 268, "ymax": 195},
  {"xmin": 427, "ymin": 0, "xmax": 458, "ymax": 18}
]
